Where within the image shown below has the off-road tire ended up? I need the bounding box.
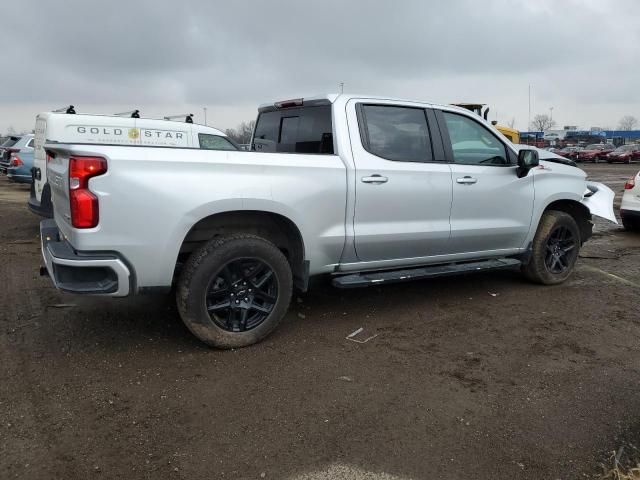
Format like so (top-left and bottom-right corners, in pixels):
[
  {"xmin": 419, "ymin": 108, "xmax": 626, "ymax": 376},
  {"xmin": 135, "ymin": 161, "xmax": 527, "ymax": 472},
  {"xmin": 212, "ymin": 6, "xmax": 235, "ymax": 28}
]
[
  {"xmin": 176, "ymin": 234, "xmax": 293, "ymax": 349},
  {"xmin": 521, "ymin": 211, "xmax": 581, "ymax": 285}
]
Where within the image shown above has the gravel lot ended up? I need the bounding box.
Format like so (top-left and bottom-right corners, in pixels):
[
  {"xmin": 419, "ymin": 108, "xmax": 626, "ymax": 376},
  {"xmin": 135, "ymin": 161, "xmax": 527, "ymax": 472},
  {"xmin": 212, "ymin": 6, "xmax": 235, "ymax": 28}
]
[{"xmin": 1, "ymin": 163, "xmax": 640, "ymax": 480}]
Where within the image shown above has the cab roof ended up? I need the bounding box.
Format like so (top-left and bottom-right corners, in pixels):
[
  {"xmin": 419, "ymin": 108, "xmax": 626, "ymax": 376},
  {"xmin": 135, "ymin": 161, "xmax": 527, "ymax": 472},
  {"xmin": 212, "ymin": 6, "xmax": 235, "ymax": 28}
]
[{"xmin": 259, "ymin": 93, "xmax": 471, "ymax": 114}]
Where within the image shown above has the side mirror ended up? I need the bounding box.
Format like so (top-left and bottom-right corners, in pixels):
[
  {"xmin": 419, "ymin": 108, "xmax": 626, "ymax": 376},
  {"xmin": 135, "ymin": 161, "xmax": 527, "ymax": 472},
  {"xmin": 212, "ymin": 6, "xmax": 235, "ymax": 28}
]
[{"xmin": 517, "ymin": 149, "xmax": 539, "ymax": 178}]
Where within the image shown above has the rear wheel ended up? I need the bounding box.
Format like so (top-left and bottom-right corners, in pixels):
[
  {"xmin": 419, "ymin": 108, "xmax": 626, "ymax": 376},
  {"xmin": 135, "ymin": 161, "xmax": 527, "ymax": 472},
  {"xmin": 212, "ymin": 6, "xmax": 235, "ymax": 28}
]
[
  {"xmin": 522, "ymin": 211, "xmax": 581, "ymax": 285},
  {"xmin": 176, "ymin": 234, "xmax": 293, "ymax": 349}
]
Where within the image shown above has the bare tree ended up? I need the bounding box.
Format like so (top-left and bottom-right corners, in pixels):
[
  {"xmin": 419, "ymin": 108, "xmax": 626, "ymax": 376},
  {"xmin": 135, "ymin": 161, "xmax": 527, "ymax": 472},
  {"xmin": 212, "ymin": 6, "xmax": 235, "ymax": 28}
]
[
  {"xmin": 507, "ymin": 118, "xmax": 516, "ymax": 129},
  {"xmin": 225, "ymin": 120, "xmax": 256, "ymax": 145},
  {"xmin": 7, "ymin": 126, "xmax": 16, "ymax": 135},
  {"xmin": 618, "ymin": 115, "xmax": 638, "ymax": 131},
  {"xmin": 530, "ymin": 114, "xmax": 556, "ymax": 131}
]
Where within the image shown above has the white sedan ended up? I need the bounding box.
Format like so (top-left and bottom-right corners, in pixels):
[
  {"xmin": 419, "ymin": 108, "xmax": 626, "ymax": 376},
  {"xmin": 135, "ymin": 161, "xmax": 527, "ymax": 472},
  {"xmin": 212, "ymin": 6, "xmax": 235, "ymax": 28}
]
[{"xmin": 621, "ymin": 171, "xmax": 640, "ymax": 231}]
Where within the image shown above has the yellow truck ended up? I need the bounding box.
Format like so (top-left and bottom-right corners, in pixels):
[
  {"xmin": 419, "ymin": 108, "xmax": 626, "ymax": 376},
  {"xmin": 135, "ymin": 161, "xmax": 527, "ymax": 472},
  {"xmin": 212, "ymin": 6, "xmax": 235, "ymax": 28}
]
[{"xmin": 451, "ymin": 103, "xmax": 520, "ymax": 143}]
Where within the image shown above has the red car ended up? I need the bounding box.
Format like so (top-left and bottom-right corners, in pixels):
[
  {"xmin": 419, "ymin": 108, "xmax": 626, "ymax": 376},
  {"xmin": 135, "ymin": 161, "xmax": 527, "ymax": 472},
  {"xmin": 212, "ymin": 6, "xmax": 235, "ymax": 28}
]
[
  {"xmin": 557, "ymin": 146, "xmax": 583, "ymax": 160},
  {"xmin": 577, "ymin": 143, "xmax": 615, "ymax": 162},
  {"xmin": 606, "ymin": 144, "xmax": 640, "ymax": 164}
]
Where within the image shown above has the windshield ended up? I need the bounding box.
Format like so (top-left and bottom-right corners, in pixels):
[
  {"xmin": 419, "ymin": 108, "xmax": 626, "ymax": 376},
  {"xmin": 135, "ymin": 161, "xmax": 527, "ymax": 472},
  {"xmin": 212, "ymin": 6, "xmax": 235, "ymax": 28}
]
[
  {"xmin": 615, "ymin": 145, "xmax": 634, "ymax": 152},
  {"xmin": 586, "ymin": 144, "xmax": 604, "ymax": 150}
]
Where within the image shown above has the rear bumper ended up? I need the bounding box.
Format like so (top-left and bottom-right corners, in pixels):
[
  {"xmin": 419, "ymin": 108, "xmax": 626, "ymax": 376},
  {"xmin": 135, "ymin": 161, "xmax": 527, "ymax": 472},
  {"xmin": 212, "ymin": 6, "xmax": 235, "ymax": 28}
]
[
  {"xmin": 40, "ymin": 219, "xmax": 132, "ymax": 296},
  {"xmin": 7, "ymin": 172, "xmax": 31, "ymax": 183},
  {"xmin": 621, "ymin": 209, "xmax": 640, "ymax": 221}
]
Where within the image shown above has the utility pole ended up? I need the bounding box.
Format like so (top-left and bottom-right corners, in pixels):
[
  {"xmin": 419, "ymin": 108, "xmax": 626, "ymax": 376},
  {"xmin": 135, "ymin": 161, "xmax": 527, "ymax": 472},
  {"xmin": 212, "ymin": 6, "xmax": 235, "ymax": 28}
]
[
  {"xmin": 339, "ymin": 82, "xmax": 344, "ymax": 94},
  {"xmin": 549, "ymin": 106, "xmax": 553, "ymax": 123},
  {"xmin": 203, "ymin": 107, "xmax": 208, "ymax": 126},
  {"xmin": 528, "ymin": 84, "xmax": 531, "ymax": 131}
]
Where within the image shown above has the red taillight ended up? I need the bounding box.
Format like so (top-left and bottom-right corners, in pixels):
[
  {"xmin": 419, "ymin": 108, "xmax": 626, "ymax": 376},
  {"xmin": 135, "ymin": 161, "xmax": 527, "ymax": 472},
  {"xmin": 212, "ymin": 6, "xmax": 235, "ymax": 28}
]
[
  {"xmin": 624, "ymin": 176, "xmax": 636, "ymax": 190},
  {"xmin": 69, "ymin": 156, "xmax": 107, "ymax": 228},
  {"xmin": 9, "ymin": 155, "xmax": 23, "ymax": 167}
]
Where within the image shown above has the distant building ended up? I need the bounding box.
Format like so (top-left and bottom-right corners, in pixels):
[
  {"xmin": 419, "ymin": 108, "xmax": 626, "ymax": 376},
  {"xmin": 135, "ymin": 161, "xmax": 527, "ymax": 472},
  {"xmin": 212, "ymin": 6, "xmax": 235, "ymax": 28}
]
[
  {"xmin": 543, "ymin": 130, "xmax": 567, "ymax": 145},
  {"xmin": 602, "ymin": 130, "xmax": 640, "ymax": 146}
]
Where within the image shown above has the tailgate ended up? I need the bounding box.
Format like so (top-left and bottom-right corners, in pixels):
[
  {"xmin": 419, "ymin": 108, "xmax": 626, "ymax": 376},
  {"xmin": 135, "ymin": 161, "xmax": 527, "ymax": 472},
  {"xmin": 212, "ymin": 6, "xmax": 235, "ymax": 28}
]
[{"xmin": 33, "ymin": 115, "xmax": 48, "ymax": 199}]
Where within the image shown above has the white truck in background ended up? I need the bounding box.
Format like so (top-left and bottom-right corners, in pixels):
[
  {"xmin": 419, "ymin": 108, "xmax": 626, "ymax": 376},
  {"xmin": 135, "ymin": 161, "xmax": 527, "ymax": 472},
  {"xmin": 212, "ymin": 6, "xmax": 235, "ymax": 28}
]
[
  {"xmin": 39, "ymin": 94, "xmax": 616, "ymax": 349},
  {"xmin": 29, "ymin": 108, "xmax": 237, "ymax": 217}
]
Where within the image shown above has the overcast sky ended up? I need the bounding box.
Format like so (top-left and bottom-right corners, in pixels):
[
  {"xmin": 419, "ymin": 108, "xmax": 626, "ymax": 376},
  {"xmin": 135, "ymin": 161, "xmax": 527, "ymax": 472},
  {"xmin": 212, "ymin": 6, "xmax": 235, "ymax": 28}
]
[{"xmin": 1, "ymin": 0, "xmax": 639, "ymax": 134}]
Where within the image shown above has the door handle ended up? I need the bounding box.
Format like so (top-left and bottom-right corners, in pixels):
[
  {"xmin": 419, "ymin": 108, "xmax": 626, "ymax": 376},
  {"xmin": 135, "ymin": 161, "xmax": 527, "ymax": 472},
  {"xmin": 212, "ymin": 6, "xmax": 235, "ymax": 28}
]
[
  {"xmin": 456, "ymin": 176, "xmax": 477, "ymax": 185},
  {"xmin": 361, "ymin": 175, "xmax": 388, "ymax": 184}
]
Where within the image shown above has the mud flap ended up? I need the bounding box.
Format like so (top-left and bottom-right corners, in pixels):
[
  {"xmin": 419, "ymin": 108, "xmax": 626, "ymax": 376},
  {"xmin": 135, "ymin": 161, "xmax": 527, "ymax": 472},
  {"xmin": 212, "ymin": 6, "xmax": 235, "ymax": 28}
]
[{"xmin": 582, "ymin": 182, "xmax": 617, "ymax": 224}]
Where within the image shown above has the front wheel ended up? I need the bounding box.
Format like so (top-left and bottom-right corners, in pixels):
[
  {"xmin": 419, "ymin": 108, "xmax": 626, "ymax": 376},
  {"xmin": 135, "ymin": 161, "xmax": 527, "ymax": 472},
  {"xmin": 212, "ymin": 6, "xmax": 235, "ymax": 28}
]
[
  {"xmin": 522, "ymin": 211, "xmax": 581, "ymax": 285},
  {"xmin": 176, "ymin": 234, "xmax": 293, "ymax": 349}
]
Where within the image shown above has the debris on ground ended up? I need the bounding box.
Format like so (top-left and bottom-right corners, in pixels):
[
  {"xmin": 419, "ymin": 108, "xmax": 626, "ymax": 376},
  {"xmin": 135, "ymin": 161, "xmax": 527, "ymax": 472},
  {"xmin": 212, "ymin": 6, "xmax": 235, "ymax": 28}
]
[{"xmin": 345, "ymin": 327, "xmax": 379, "ymax": 344}]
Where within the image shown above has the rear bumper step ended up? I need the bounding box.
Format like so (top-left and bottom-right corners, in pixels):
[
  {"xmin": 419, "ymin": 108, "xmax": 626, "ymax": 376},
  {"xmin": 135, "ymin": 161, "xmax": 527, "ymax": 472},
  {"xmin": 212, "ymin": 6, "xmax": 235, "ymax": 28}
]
[
  {"xmin": 332, "ymin": 258, "xmax": 521, "ymax": 289},
  {"xmin": 40, "ymin": 219, "xmax": 131, "ymax": 296}
]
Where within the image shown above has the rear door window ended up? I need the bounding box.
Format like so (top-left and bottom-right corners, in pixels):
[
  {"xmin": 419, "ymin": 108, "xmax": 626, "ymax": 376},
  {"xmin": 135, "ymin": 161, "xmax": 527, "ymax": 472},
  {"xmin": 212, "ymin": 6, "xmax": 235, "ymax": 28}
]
[
  {"xmin": 198, "ymin": 134, "xmax": 238, "ymax": 151},
  {"xmin": 358, "ymin": 105, "xmax": 433, "ymax": 162},
  {"xmin": 252, "ymin": 105, "xmax": 334, "ymax": 154}
]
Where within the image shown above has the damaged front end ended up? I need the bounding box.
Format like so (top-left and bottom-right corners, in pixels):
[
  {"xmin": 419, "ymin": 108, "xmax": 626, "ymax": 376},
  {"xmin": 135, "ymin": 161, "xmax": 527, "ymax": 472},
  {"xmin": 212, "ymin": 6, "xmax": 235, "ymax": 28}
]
[{"xmin": 582, "ymin": 182, "xmax": 617, "ymax": 224}]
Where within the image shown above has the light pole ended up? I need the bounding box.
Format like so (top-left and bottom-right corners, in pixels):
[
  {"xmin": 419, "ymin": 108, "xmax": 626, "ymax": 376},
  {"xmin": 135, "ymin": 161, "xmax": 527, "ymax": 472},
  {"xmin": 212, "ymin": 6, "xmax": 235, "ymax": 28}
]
[
  {"xmin": 528, "ymin": 84, "xmax": 531, "ymax": 131},
  {"xmin": 203, "ymin": 107, "xmax": 207, "ymax": 126},
  {"xmin": 549, "ymin": 106, "xmax": 554, "ymax": 123}
]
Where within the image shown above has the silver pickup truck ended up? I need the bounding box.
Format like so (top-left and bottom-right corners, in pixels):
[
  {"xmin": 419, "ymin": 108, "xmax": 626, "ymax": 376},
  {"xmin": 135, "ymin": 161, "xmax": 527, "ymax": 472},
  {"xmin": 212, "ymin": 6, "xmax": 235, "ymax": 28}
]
[{"xmin": 40, "ymin": 94, "xmax": 616, "ymax": 348}]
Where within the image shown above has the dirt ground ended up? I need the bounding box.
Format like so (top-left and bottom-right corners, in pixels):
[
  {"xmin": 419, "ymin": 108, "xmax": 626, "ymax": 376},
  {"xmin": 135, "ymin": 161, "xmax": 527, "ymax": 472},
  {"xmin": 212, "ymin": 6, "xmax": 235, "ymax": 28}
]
[{"xmin": 1, "ymin": 163, "xmax": 640, "ymax": 480}]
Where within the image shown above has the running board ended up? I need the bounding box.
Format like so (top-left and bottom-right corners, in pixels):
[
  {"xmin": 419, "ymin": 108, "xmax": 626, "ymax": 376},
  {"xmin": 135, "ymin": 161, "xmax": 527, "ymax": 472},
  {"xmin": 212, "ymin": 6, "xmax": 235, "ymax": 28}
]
[{"xmin": 332, "ymin": 258, "xmax": 522, "ymax": 289}]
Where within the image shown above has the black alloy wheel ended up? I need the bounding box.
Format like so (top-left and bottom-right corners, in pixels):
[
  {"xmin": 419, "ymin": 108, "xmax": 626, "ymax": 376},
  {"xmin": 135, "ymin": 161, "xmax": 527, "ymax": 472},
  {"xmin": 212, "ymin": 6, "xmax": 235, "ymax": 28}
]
[
  {"xmin": 206, "ymin": 258, "xmax": 278, "ymax": 332},
  {"xmin": 544, "ymin": 226, "xmax": 577, "ymax": 274}
]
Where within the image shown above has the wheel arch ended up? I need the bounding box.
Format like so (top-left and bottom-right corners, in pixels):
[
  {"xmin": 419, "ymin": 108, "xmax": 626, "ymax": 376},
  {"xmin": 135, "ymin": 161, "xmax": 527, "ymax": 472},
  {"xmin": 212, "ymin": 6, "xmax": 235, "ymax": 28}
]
[
  {"xmin": 176, "ymin": 210, "xmax": 308, "ymax": 291},
  {"xmin": 542, "ymin": 199, "xmax": 593, "ymax": 244}
]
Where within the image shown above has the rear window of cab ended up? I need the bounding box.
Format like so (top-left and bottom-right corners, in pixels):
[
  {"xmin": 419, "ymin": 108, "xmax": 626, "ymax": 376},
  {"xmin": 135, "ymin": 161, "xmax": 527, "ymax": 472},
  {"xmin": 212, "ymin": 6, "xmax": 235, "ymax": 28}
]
[{"xmin": 252, "ymin": 105, "xmax": 334, "ymax": 154}]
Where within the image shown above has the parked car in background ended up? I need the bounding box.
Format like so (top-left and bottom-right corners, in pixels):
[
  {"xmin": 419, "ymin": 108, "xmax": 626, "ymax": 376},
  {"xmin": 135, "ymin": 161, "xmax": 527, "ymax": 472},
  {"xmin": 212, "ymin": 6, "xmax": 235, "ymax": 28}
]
[
  {"xmin": 1, "ymin": 135, "xmax": 23, "ymax": 173},
  {"xmin": 557, "ymin": 146, "xmax": 583, "ymax": 160},
  {"xmin": 621, "ymin": 171, "xmax": 640, "ymax": 231},
  {"xmin": 577, "ymin": 143, "xmax": 615, "ymax": 162},
  {"xmin": 1, "ymin": 134, "xmax": 34, "ymax": 174},
  {"xmin": 606, "ymin": 144, "xmax": 640, "ymax": 164},
  {"xmin": 7, "ymin": 147, "xmax": 34, "ymax": 183}
]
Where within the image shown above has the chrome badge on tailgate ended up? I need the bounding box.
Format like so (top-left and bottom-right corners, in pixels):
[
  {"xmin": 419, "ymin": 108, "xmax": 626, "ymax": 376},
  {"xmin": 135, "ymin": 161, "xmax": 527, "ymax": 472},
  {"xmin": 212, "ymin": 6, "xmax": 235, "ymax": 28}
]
[{"xmin": 50, "ymin": 171, "xmax": 64, "ymax": 189}]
